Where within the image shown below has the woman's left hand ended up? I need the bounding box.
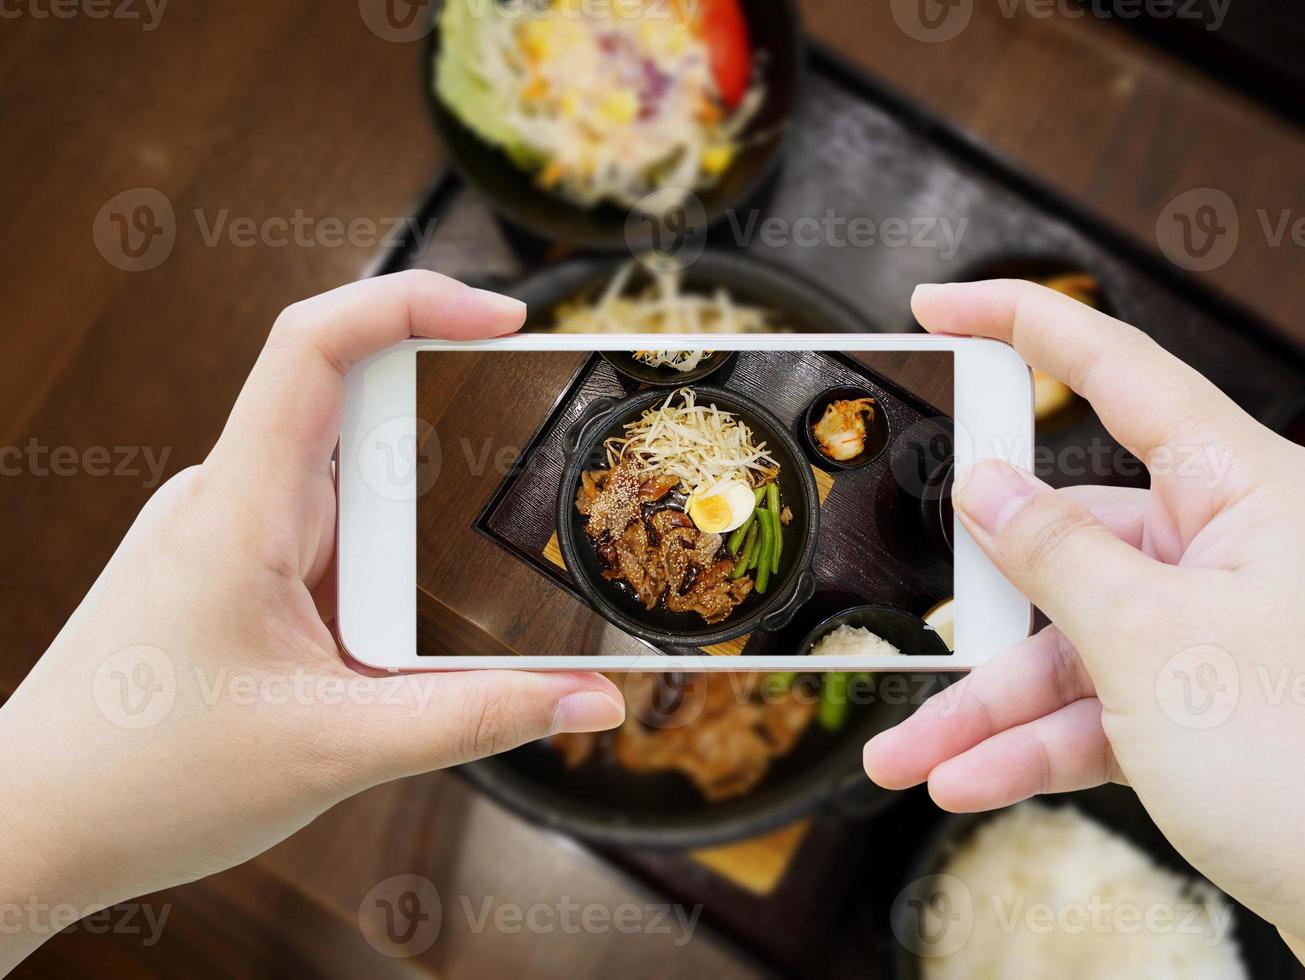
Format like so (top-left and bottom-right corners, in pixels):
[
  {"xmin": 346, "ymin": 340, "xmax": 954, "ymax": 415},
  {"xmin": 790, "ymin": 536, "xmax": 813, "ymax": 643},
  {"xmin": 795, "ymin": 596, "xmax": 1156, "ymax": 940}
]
[{"xmin": 0, "ymin": 272, "xmax": 625, "ymax": 973}]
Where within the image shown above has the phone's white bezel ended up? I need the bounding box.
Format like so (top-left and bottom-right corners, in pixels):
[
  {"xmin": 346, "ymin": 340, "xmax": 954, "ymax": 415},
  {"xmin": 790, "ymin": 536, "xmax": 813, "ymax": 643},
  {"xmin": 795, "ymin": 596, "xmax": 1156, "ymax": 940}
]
[{"xmin": 338, "ymin": 335, "xmax": 1033, "ymax": 672}]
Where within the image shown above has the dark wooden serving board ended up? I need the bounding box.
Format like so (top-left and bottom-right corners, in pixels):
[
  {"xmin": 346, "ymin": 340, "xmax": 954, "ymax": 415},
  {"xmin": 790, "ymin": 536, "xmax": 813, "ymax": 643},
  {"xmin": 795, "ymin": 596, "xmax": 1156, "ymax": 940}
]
[{"xmin": 472, "ymin": 349, "xmax": 954, "ymax": 657}]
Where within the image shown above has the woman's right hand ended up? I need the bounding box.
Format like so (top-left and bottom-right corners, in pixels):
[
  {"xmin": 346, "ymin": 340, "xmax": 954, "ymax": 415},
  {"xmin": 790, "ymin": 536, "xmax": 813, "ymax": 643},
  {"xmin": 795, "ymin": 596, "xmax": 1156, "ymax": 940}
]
[{"xmin": 865, "ymin": 279, "xmax": 1305, "ymax": 943}]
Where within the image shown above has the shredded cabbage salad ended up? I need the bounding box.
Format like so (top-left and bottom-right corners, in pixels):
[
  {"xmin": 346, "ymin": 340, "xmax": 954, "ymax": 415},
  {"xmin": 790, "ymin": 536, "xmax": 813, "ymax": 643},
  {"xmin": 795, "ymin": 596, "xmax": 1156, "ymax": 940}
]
[{"xmin": 436, "ymin": 0, "xmax": 764, "ymax": 208}]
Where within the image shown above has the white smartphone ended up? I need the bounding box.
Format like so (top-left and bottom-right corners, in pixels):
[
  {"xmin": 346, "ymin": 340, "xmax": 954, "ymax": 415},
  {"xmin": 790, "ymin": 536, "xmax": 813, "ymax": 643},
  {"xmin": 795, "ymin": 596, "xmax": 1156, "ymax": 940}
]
[{"xmin": 338, "ymin": 335, "xmax": 1033, "ymax": 672}]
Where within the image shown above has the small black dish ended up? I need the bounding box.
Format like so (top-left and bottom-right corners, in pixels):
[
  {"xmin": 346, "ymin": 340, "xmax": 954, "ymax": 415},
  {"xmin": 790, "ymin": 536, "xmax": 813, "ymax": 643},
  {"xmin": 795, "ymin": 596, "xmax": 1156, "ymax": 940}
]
[
  {"xmin": 803, "ymin": 385, "xmax": 892, "ymax": 472},
  {"xmin": 424, "ymin": 0, "xmax": 806, "ymax": 251},
  {"xmin": 599, "ymin": 349, "xmax": 737, "ymax": 388},
  {"xmin": 796, "ymin": 604, "xmax": 951, "ymax": 659}
]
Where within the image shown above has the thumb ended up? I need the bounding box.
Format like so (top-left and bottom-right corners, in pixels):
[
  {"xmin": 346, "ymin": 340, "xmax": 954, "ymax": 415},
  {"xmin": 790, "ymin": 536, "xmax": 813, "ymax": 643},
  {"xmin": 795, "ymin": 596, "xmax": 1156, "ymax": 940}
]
[
  {"xmin": 956, "ymin": 461, "xmax": 1158, "ymax": 653},
  {"xmin": 345, "ymin": 670, "xmax": 624, "ymax": 783}
]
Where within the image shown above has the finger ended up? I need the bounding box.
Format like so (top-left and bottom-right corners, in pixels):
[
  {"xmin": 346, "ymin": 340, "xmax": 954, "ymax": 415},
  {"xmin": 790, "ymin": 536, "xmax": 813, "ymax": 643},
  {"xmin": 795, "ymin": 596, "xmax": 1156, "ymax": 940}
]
[
  {"xmin": 212, "ymin": 271, "xmax": 526, "ymax": 481},
  {"xmin": 1061, "ymin": 484, "xmax": 1149, "ymax": 550},
  {"xmin": 342, "ymin": 670, "xmax": 624, "ymax": 784},
  {"xmin": 912, "ymin": 279, "xmax": 1258, "ymax": 466},
  {"xmin": 864, "ymin": 625, "xmax": 1092, "ymax": 789},
  {"xmin": 956, "ymin": 460, "xmax": 1165, "ymax": 652},
  {"xmin": 927, "ymin": 698, "xmax": 1123, "ymax": 812}
]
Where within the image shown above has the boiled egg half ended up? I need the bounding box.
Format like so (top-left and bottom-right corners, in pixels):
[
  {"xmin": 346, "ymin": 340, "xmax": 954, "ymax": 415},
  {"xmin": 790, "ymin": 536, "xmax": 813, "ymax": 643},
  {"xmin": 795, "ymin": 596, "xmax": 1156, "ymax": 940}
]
[{"xmin": 687, "ymin": 479, "xmax": 756, "ymax": 534}]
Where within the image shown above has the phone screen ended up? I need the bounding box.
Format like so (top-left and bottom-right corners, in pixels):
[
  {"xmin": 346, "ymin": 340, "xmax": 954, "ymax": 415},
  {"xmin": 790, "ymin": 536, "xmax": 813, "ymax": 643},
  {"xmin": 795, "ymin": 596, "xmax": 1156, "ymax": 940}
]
[{"xmin": 413, "ymin": 348, "xmax": 955, "ymax": 661}]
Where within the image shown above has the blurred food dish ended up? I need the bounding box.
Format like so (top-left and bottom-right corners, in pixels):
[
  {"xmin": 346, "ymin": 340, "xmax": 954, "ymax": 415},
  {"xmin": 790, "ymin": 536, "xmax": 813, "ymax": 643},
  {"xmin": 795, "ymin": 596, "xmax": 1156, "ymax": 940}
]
[
  {"xmin": 428, "ymin": 0, "xmax": 804, "ymax": 248},
  {"xmin": 551, "ymin": 672, "xmax": 817, "ymax": 802},
  {"xmin": 1030, "ymin": 272, "xmax": 1103, "ymax": 422},
  {"xmin": 902, "ymin": 802, "xmax": 1248, "ymax": 980},
  {"xmin": 551, "ymin": 261, "xmax": 777, "ymax": 333},
  {"xmin": 513, "ymin": 253, "xmax": 876, "ymax": 334},
  {"xmin": 459, "ymin": 662, "xmax": 944, "ymax": 849},
  {"xmin": 436, "ymin": 0, "xmax": 764, "ymax": 209}
]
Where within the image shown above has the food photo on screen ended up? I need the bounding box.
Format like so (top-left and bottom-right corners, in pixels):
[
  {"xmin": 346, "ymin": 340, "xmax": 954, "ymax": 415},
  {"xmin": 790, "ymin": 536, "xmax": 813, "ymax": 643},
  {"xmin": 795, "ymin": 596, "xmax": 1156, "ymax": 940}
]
[{"xmin": 415, "ymin": 347, "xmax": 955, "ymax": 661}]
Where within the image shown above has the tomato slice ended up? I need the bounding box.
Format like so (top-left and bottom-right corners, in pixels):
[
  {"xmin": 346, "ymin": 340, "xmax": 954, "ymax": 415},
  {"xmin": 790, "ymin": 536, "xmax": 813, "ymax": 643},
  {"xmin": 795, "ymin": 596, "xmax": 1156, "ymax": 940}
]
[{"xmin": 696, "ymin": 0, "xmax": 752, "ymax": 109}]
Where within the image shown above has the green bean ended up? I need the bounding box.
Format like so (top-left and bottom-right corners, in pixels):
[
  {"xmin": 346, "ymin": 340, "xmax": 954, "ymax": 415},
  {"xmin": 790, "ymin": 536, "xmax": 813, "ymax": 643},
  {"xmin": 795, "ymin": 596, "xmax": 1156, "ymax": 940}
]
[
  {"xmin": 731, "ymin": 525, "xmax": 758, "ymax": 579},
  {"xmin": 726, "ymin": 508, "xmax": 756, "ymax": 555},
  {"xmin": 818, "ymin": 672, "xmax": 851, "ymax": 731},
  {"xmin": 766, "ymin": 483, "xmax": 782, "ymax": 574},
  {"xmin": 754, "ymin": 485, "xmax": 768, "ymax": 506},
  {"xmin": 755, "ymin": 510, "xmax": 775, "ymax": 594}
]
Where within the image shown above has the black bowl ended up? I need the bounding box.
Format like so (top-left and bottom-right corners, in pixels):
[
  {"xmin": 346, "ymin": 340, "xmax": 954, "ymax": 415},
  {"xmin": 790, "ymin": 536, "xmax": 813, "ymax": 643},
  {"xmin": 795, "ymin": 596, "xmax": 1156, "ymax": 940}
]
[
  {"xmin": 512, "ymin": 250, "xmax": 879, "ymax": 334},
  {"xmin": 458, "ymin": 666, "xmax": 950, "ymax": 850},
  {"xmin": 425, "ymin": 0, "xmax": 805, "ymax": 250},
  {"xmin": 796, "ymin": 605, "xmax": 950, "ymax": 659},
  {"xmin": 599, "ymin": 349, "xmax": 737, "ymax": 387},
  {"xmin": 891, "ymin": 785, "xmax": 1299, "ymax": 979},
  {"xmin": 557, "ymin": 385, "xmax": 819, "ymax": 649},
  {"xmin": 803, "ymin": 384, "xmax": 893, "ymax": 471}
]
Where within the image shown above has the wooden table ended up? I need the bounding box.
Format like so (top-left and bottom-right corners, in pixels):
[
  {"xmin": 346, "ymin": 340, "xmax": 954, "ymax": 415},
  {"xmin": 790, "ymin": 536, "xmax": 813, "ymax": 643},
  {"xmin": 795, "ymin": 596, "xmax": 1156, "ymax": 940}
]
[{"xmin": 2, "ymin": 1, "xmax": 1302, "ymax": 976}]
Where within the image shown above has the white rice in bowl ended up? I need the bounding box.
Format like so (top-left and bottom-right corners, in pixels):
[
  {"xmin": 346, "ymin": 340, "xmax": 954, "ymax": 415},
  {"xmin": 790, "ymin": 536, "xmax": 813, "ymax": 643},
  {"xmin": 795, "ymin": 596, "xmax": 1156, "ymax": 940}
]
[
  {"xmin": 917, "ymin": 803, "xmax": 1247, "ymax": 980},
  {"xmin": 810, "ymin": 624, "xmax": 903, "ymax": 657}
]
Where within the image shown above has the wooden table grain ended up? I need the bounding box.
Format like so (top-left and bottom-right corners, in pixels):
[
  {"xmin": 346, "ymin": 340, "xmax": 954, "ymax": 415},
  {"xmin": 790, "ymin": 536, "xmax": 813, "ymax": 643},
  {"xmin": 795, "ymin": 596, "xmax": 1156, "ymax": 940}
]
[{"xmin": 2, "ymin": 0, "xmax": 1301, "ymax": 976}]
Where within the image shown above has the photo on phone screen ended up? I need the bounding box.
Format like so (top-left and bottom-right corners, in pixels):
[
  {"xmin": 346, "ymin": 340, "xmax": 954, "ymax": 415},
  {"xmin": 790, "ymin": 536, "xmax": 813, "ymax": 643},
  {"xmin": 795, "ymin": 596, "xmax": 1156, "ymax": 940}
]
[{"xmin": 414, "ymin": 347, "xmax": 955, "ymax": 661}]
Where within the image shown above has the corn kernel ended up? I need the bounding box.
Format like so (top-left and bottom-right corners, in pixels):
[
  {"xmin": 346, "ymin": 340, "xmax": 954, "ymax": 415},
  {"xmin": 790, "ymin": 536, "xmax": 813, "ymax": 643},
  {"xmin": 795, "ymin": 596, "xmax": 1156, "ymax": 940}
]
[
  {"xmin": 702, "ymin": 145, "xmax": 735, "ymax": 175},
  {"xmin": 599, "ymin": 89, "xmax": 640, "ymax": 125},
  {"xmin": 519, "ymin": 21, "xmax": 552, "ymax": 62}
]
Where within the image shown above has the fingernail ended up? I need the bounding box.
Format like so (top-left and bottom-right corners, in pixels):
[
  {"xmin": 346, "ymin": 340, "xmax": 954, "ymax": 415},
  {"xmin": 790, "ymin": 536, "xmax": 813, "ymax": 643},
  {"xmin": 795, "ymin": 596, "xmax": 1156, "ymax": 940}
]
[
  {"xmin": 956, "ymin": 461, "xmax": 1039, "ymax": 535},
  {"xmin": 472, "ymin": 288, "xmax": 527, "ymax": 324},
  {"xmin": 552, "ymin": 691, "xmax": 625, "ymax": 734}
]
